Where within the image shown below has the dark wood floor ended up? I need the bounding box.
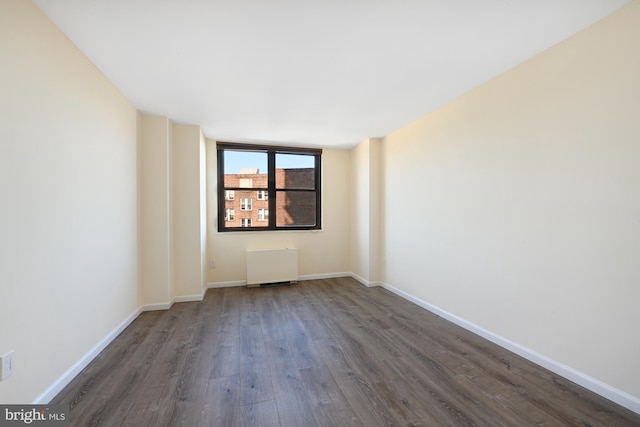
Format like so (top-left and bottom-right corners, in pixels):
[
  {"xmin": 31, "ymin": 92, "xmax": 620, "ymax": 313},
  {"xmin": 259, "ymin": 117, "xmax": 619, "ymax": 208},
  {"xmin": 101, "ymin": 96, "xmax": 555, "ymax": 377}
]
[{"xmin": 53, "ymin": 277, "xmax": 640, "ymax": 426}]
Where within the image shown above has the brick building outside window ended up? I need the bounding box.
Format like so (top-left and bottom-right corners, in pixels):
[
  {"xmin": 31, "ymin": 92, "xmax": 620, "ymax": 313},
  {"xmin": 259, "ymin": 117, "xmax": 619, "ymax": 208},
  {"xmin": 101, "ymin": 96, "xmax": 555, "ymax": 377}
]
[{"xmin": 222, "ymin": 167, "xmax": 315, "ymax": 229}]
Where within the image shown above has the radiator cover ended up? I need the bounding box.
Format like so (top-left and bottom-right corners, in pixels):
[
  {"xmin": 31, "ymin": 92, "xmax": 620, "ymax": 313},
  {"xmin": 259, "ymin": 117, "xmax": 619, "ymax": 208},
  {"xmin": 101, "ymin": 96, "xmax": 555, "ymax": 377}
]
[{"xmin": 246, "ymin": 248, "xmax": 298, "ymax": 287}]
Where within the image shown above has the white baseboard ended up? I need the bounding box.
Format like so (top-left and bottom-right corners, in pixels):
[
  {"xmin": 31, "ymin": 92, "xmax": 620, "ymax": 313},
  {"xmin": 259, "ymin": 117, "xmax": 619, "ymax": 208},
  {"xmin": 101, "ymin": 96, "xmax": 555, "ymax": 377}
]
[
  {"xmin": 378, "ymin": 281, "xmax": 640, "ymax": 415},
  {"xmin": 208, "ymin": 280, "xmax": 245, "ymax": 288},
  {"xmin": 141, "ymin": 301, "xmax": 173, "ymax": 311},
  {"xmin": 299, "ymin": 271, "xmax": 351, "ymax": 281},
  {"xmin": 173, "ymin": 291, "xmax": 206, "ymax": 303},
  {"xmin": 33, "ymin": 307, "xmax": 142, "ymax": 404},
  {"xmin": 142, "ymin": 288, "xmax": 207, "ymax": 311},
  {"xmin": 350, "ymin": 273, "xmax": 382, "ymax": 288},
  {"xmin": 207, "ymin": 272, "xmax": 353, "ymax": 288}
]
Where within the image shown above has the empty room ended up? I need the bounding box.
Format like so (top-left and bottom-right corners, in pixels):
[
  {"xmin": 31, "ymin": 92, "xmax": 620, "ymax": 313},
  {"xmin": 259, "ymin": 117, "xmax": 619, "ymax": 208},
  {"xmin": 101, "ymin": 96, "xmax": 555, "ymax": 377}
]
[{"xmin": 1, "ymin": 0, "xmax": 639, "ymax": 425}]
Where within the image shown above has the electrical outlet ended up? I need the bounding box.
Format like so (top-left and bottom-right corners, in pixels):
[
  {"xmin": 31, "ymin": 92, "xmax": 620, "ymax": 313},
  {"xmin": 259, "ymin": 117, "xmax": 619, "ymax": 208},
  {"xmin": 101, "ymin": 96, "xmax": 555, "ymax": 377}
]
[
  {"xmin": 1, "ymin": 351, "xmax": 14, "ymax": 381},
  {"xmin": 209, "ymin": 260, "xmax": 215, "ymax": 269}
]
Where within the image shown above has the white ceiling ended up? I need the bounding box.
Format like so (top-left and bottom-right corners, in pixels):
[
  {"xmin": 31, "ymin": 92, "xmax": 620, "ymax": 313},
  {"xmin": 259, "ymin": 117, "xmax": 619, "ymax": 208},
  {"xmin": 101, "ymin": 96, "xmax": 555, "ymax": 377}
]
[{"xmin": 34, "ymin": 0, "xmax": 628, "ymax": 148}]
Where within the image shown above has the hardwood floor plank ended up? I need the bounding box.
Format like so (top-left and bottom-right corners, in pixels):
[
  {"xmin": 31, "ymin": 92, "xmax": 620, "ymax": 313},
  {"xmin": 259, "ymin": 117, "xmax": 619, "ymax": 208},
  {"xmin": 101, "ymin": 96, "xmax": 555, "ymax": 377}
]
[
  {"xmin": 280, "ymin": 319, "xmax": 324, "ymax": 370},
  {"xmin": 300, "ymin": 317, "xmax": 332, "ymax": 341},
  {"xmin": 204, "ymin": 375, "xmax": 242, "ymax": 427},
  {"xmin": 266, "ymin": 340, "xmax": 320, "ymax": 427},
  {"xmin": 258, "ymin": 297, "xmax": 289, "ymax": 343},
  {"xmin": 209, "ymin": 344, "xmax": 241, "ymax": 380},
  {"xmin": 312, "ymin": 338, "xmax": 403, "ymax": 427},
  {"xmin": 239, "ymin": 324, "xmax": 266, "ymax": 372},
  {"xmin": 239, "ymin": 324, "xmax": 274, "ymax": 405},
  {"xmin": 240, "ymin": 399, "xmax": 280, "ymax": 427},
  {"xmin": 299, "ymin": 364, "xmax": 365, "ymax": 426},
  {"xmin": 240, "ymin": 371, "xmax": 274, "ymax": 406}
]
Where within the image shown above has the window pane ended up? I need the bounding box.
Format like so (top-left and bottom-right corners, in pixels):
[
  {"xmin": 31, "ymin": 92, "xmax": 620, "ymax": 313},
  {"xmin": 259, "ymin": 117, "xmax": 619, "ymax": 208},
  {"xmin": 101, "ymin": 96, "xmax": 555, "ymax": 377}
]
[
  {"xmin": 225, "ymin": 208, "xmax": 235, "ymax": 221},
  {"xmin": 276, "ymin": 153, "xmax": 315, "ymax": 189},
  {"xmin": 224, "ymin": 151, "xmax": 267, "ymax": 188},
  {"xmin": 276, "ymin": 191, "xmax": 316, "ymax": 227},
  {"xmin": 240, "ymin": 198, "xmax": 252, "ymax": 211}
]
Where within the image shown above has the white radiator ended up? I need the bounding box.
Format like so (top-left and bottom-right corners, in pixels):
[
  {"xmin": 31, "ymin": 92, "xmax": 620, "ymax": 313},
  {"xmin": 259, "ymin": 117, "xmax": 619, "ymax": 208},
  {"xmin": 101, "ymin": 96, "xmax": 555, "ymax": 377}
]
[{"xmin": 246, "ymin": 248, "xmax": 298, "ymax": 287}]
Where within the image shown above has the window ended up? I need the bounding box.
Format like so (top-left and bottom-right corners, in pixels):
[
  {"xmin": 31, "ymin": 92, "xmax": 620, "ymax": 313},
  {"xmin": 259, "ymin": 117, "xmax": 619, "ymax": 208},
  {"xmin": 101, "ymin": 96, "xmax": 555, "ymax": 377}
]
[
  {"xmin": 217, "ymin": 142, "xmax": 322, "ymax": 231},
  {"xmin": 225, "ymin": 190, "xmax": 235, "ymax": 200},
  {"xmin": 240, "ymin": 198, "xmax": 252, "ymax": 211},
  {"xmin": 225, "ymin": 208, "xmax": 235, "ymax": 221}
]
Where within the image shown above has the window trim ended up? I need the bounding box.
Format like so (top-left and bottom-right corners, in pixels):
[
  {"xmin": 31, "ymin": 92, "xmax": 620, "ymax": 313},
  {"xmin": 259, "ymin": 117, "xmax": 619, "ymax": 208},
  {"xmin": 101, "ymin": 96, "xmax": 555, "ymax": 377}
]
[{"xmin": 217, "ymin": 142, "xmax": 322, "ymax": 232}]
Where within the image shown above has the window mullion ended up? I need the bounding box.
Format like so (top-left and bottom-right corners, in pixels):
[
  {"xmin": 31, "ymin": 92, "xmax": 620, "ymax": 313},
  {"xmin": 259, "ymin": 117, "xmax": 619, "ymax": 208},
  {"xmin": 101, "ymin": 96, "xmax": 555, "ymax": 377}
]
[
  {"xmin": 217, "ymin": 149, "xmax": 226, "ymax": 231},
  {"xmin": 315, "ymin": 153, "xmax": 321, "ymax": 229},
  {"xmin": 267, "ymin": 152, "xmax": 276, "ymax": 229}
]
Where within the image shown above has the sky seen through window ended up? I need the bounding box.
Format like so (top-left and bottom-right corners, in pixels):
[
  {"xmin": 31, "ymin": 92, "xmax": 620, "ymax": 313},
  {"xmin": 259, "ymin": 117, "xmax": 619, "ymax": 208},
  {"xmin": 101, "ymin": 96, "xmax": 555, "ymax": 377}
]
[{"xmin": 224, "ymin": 150, "xmax": 314, "ymax": 174}]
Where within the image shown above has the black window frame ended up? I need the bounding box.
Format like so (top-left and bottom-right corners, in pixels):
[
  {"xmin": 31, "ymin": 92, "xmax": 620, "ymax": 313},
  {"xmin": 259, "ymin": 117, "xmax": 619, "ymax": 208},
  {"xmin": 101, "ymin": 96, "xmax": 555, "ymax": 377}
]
[{"xmin": 217, "ymin": 142, "xmax": 322, "ymax": 232}]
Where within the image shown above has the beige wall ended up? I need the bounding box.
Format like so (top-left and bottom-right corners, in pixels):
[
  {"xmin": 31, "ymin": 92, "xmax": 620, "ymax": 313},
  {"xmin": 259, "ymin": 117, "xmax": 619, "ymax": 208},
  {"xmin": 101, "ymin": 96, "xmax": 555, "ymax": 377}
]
[
  {"xmin": 207, "ymin": 141, "xmax": 351, "ymax": 284},
  {"xmin": 0, "ymin": 0, "xmax": 139, "ymax": 403},
  {"xmin": 199, "ymin": 132, "xmax": 208, "ymax": 295},
  {"xmin": 351, "ymin": 140, "xmax": 371, "ymax": 281},
  {"xmin": 139, "ymin": 116, "xmax": 173, "ymax": 305},
  {"xmin": 172, "ymin": 124, "xmax": 206, "ymax": 299},
  {"xmin": 350, "ymin": 138, "xmax": 382, "ymax": 285},
  {"xmin": 139, "ymin": 119, "xmax": 207, "ymax": 306},
  {"xmin": 381, "ymin": 1, "xmax": 640, "ymax": 400}
]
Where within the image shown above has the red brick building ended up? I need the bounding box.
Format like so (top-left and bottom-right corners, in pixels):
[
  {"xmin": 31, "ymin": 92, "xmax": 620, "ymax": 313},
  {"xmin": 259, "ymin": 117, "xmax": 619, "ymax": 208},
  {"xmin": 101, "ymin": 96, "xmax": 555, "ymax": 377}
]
[{"xmin": 223, "ymin": 168, "xmax": 315, "ymax": 228}]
